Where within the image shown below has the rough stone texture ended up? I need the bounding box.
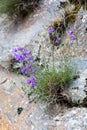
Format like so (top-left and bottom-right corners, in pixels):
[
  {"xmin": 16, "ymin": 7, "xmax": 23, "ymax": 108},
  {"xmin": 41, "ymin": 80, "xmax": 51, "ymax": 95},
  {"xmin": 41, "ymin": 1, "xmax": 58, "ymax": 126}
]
[
  {"xmin": 68, "ymin": 69, "xmax": 87, "ymax": 104},
  {"xmin": 0, "ymin": 113, "xmax": 13, "ymax": 130},
  {"xmin": 0, "ymin": 0, "xmax": 61, "ymax": 69},
  {"xmin": 0, "ymin": 66, "xmax": 57, "ymax": 130},
  {"xmin": 54, "ymin": 107, "xmax": 87, "ymax": 130},
  {"xmin": 0, "ymin": 0, "xmax": 87, "ymax": 129},
  {"xmin": 0, "ymin": 65, "xmax": 87, "ymax": 130},
  {"xmin": 74, "ymin": 57, "xmax": 87, "ymax": 71},
  {"xmin": 74, "ymin": 8, "xmax": 87, "ymax": 57},
  {"xmin": 0, "ymin": 1, "xmax": 87, "ymax": 69},
  {"xmin": 0, "ymin": 66, "xmax": 32, "ymax": 130}
]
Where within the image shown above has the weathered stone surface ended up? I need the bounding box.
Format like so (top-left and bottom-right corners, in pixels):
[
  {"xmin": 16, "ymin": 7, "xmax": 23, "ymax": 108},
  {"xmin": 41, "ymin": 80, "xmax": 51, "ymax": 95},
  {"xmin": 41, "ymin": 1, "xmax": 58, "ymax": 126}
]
[
  {"xmin": 0, "ymin": 1, "xmax": 87, "ymax": 70},
  {"xmin": 0, "ymin": 0, "xmax": 87, "ymax": 129},
  {"xmin": 0, "ymin": 66, "xmax": 32, "ymax": 130},
  {"xmin": 74, "ymin": 57, "xmax": 87, "ymax": 71},
  {"xmin": 0, "ymin": 66, "xmax": 57, "ymax": 130},
  {"xmin": 68, "ymin": 69, "xmax": 87, "ymax": 104},
  {"xmin": 0, "ymin": 0, "xmax": 61, "ymax": 69},
  {"xmin": 0, "ymin": 113, "xmax": 13, "ymax": 130},
  {"xmin": 54, "ymin": 108, "xmax": 87, "ymax": 130},
  {"xmin": 0, "ymin": 61, "xmax": 87, "ymax": 130}
]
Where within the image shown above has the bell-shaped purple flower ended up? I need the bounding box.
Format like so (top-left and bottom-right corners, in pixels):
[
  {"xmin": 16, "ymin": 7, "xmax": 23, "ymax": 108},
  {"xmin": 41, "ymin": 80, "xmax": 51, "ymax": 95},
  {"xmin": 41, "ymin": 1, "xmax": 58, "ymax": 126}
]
[
  {"xmin": 70, "ymin": 35, "xmax": 76, "ymax": 41},
  {"xmin": 68, "ymin": 29, "xmax": 74, "ymax": 35},
  {"xmin": 49, "ymin": 29, "xmax": 55, "ymax": 34},
  {"xmin": 55, "ymin": 37, "xmax": 61, "ymax": 44}
]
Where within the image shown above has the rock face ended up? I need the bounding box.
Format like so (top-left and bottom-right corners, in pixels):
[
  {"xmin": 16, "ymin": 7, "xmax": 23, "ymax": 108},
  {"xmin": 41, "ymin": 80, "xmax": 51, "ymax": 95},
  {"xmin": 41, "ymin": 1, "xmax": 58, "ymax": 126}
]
[
  {"xmin": 0, "ymin": 0, "xmax": 61, "ymax": 69},
  {"xmin": 0, "ymin": 66, "xmax": 32, "ymax": 130},
  {"xmin": 54, "ymin": 107, "xmax": 87, "ymax": 130},
  {"xmin": 68, "ymin": 69, "xmax": 87, "ymax": 105},
  {"xmin": 0, "ymin": 0, "xmax": 87, "ymax": 69},
  {"xmin": 0, "ymin": 65, "xmax": 87, "ymax": 130},
  {"xmin": 0, "ymin": 113, "xmax": 13, "ymax": 130},
  {"xmin": 0, "ymin": 0, "xmax": 87, "ymax": 129},
  {"xmin": 0, "ymin": 66, "xmax": 56, "ymax": 130}
]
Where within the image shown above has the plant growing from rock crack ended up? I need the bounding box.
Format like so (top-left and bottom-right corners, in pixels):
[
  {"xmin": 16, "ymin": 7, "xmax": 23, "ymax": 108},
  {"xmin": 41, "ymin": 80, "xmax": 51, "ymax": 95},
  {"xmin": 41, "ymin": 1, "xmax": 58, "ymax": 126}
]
[
  {"xmin": 30, "ymin": 62, "xmax": 76, "ymax": 104},
  {"xmin": 49, "ymin": 0, "xmax": 87, "ymax": 46},
  {"xmin": 49, "ymin": 18, "xmax": 76, "ymax": 46},
  {"xmin": 27, "ymin": 29, "xmax": 77, "ymax": 104},
  {"xmin": 12, "ymin": 29, "xmax": 77, "ymax": 105}
]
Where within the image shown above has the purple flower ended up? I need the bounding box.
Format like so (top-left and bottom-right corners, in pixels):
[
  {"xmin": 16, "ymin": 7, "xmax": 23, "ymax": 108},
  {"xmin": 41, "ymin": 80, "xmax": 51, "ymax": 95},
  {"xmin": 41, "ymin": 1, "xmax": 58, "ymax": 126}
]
[
  {"xmin": 27, "ymin": 79, "xmax": 31, "ymax": 85},
  {"xmin": 68, "ymin": 29, "xmax": 74, "ymax": 35},
  {"xmin": 21, "ymin": 67, "xmax": 26, "ymax": 73},
  {"xmin": 19, "ymin": 55, "xmax": 25, "ymax": 63},
  {"xmin": 13, "ymin": 48, "xmax": 18, "ymax": 52},
  {"xmin": 25, "ymin": 50, "xmax": 31, "ymax": 55},
  {"xmin": 27, "ymin": 76, "xmax": 37, "ymax": 87},
  {"xmin": 49, "ymin": 29, "xmax": 55, "ymax": 34},
  {"xmin": 14, "ymin": 54, "xmax": 25, "ymax": 63},
  {"xmin": 55, "ymin": 37, "xmax": 61, "ymax": 44},
  {"xmin": 27, "ymin": 64, "xmax": 32, "ymax": 69},
  {"xmin": 17, "ymin": 47, "xmax": 24, "ymax": 51},
  {"xmin": 22, "ymin": 50, "xmax": 31, "ymax": 56},
  {"xmin": 31, "ymin": 81, "xmax": 37, "ymax": 87},
  {"xmin": 14, "ymin": 54, "xmax": 20, "ymax": 61},
  {"xmin": 22, "ymin": 51, "xmax": 27, "ymax": 56},
  {"xmin": 21, "ymin": 67, "xmax": 29, "ymax": 75},
  {"xmin": 55, "ymin": 39, "xmax": 59, "ymax": 44},
  {"xmin": 30, "ymin": 76, "xmax": 36, "ymax": 81},
  {"xmin": 70, "ymin": 35, "xmax": 76, "ymax": 41},
  {"xmin": 27, "ymin": 57, "xmax": 34, "ymax": 62},
  {"xmin": 13, "ymin": 47, "xmax": 24, "ymax": 52}
]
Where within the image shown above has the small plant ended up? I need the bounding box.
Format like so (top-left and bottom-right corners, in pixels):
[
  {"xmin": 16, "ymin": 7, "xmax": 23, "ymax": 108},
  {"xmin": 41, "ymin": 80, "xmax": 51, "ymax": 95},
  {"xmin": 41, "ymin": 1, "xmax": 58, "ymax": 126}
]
[
  {"xmin": 28, "ymin": 29, "xmax": 77, "ymax": 104},
  {"xmin": 49, "ymin": 0, "xmax": 86, "ymax": 46},
  {"xmin": 67, "ymin": 28, "xmax": 76, "ymax": 41},
  {"xmin": 49, "ymin": 19, "xmax": 64, "ymax": 46},
  {"xmin": 49, "ymin": 20, "xmax": 76, "ymax": 46},
  {"xmin": 29, "ymin": 63, "xmax": 76, "ymax": 103},
  {"xmin": 12, "ymin": 28, "xmax": 77, "ymax": 105},
  {"xmin": 0, "ymin": 0, "xmax": 41, "ymax": 19},
  {"xmin": 11, "ymin": 28, "xmax": 77, "ymax": 105},
  {"xmin": 49, "ymin": 7, "xmax": 77, "ymax": 46}
]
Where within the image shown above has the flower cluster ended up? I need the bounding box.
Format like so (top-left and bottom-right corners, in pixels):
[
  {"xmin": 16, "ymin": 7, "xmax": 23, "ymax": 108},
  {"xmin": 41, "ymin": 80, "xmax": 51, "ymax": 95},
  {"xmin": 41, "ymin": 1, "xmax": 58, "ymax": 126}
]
[
  {"xmin": 68, "ymin": 29, "xmax": 76, "ymax": 41},
  {"xmin": 49, "ymin": 27, "xmax": 76, "ymax": 46},
  {"xmin": 13, "ymin": 47, "xmax": 37, "ymax": 87},
  {"xmin": 49, "ymin": 28, "xmax": 62, "ymax": 45},
  {"xmin": 27, "ymin": 76, "xmax": 37, "ymax": 87}
]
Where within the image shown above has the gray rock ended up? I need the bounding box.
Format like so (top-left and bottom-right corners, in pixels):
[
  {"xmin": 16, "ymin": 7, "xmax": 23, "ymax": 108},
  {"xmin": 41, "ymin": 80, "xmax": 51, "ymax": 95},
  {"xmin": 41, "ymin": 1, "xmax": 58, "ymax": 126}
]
[
  {"xmin": 68, "ymin": 69, "xmax": 87, "ymax": 104},
  {"xmin": 0, "ymin": 0, "xmax": 61, "ymax": 69},
  {"xmin": 54, "ymin": 108, "xmax": 87, "ymax": 130},
  {"xmin": 74, "ymin": 57, "xmax": 87, "ymax": 71}
]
